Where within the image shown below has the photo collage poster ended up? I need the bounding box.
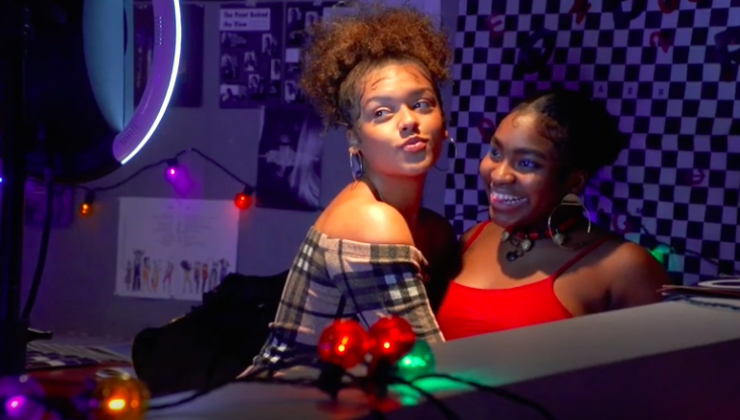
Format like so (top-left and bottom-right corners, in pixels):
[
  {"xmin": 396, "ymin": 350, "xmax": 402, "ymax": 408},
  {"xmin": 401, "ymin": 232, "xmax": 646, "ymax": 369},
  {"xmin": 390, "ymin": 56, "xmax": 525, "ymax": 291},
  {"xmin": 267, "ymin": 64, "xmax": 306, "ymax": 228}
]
[
  {"xmin": 116, "ymin": 198, "xmax": 240, "ymax": 302},
  {"xmin": 219, "ymin": 3, "xmax": 284, "ymax": 108},
  {"xmin": 282, "ymin": 1, "xmax": 340, "ymax": 109}
]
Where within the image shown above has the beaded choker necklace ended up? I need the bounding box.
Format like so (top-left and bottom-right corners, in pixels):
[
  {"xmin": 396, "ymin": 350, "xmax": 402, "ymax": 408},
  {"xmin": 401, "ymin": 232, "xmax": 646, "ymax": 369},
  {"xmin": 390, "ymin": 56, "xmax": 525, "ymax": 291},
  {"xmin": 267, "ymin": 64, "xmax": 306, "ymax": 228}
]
[{"xmin": 501, "ymin": 217, "xmax": 579, "ymax": 262}]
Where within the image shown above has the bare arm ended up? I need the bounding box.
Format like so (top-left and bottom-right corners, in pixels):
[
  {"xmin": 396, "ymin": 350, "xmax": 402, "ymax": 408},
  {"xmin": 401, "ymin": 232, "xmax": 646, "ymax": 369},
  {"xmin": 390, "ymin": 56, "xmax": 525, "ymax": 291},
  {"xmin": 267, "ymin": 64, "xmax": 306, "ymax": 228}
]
[{"xmin": 606, "ymin": 242, "xmax": 669, "ymax": 310}]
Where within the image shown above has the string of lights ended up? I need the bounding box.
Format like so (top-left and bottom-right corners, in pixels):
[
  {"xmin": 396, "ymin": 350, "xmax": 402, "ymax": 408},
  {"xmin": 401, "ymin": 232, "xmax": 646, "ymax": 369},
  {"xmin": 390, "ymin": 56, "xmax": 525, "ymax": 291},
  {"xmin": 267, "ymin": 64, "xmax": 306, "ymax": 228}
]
[
  {"xmin": 70, "ymin": 147, "xmax": 256, "ymax": 217},
  {"xmin": 0, "ymin": 316, "xmax": 557, "ymax": 420},
  {"xmin": 8, "ymin": 143, "xmax": 725, "ymax": 280},
  {"xmin": 148, "ymin": 315, "xmax": 557, "ymax": 419},
  {"xmin": 56, "ymin": 147, "xmax": 736, "ymax": 276}
]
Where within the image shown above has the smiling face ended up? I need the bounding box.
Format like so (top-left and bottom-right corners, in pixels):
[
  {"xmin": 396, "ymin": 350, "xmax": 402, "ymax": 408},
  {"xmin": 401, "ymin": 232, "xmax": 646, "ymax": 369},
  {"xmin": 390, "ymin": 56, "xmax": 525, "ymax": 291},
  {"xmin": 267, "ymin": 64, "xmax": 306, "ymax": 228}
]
[
  {"xmin": 346, "ymin": 61, "xmax": 446, "ymax": 178},
  {"xmin": 480, "ymin": 112, "xmax": 579, "ymax": 229}
]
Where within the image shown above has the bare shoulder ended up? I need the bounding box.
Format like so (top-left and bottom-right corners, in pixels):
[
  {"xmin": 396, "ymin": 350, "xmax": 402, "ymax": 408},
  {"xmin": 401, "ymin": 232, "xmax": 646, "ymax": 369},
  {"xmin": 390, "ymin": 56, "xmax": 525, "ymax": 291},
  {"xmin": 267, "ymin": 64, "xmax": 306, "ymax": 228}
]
[
  {"xmin": 596, "ymin": 238, "xmax": 670, "ymax": 309},
  {"xmin": 316, "ymin": 198, "xmax": 414, "ymax": 245}
]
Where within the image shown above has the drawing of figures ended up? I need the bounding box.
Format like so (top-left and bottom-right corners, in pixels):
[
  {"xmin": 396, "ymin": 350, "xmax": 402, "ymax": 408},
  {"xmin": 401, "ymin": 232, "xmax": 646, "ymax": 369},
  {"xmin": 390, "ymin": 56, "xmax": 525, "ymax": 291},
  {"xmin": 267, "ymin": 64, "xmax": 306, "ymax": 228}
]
[
  {"xmin": 163, "ymin": 259, "xmax": 174, "ymax": 294},
  {"xmin": 208, "ymin": 260, "xmax": 219, "ymax": 292},
  {"xmin": 142, "ymin": 257, "xmax": 151, "ymax": 292},
  {"xmin": 152, "ymin": 260, "xmax": 161, "ymax": 292},
  {"xmin": 133, "ymin": 250, "xmax": 144, "ymax": 290},
  {"xmin": 219, "ymin": 259, "xmax": 230, "ymax": 283},
  {"xmin": 201, "ymin": 260, "xmax": 209, "ymax": 293},
  {"xmin": 181, "ymin": 260, "xmax": 192, "ymax": 293},
  {"xmin": 193, "ymin": 261, "xmax": 201, "ymax": 294},
  {"xmin": 125, "ymin": 261, "xmax": 133, "ymax": 290}
]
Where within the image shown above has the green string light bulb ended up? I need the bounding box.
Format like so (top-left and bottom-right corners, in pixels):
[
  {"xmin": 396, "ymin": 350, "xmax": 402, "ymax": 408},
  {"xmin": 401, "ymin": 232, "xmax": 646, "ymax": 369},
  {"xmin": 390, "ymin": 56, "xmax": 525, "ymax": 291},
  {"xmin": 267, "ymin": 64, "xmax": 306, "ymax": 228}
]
[
  {"xmin": 395, "ymin": 340, "xmax": 435, "ymax": 381},
  {"xmin": 649, "ymin": 244, "xmax": 672, "ymax": 264}
]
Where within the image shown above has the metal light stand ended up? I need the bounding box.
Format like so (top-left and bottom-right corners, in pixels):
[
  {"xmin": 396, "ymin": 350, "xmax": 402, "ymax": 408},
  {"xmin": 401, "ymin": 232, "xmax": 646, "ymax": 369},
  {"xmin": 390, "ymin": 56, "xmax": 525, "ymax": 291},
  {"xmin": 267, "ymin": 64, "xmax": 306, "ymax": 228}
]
[{"xmin": 0, "ymin": 0, "xmax": 30, "ymax": 376}]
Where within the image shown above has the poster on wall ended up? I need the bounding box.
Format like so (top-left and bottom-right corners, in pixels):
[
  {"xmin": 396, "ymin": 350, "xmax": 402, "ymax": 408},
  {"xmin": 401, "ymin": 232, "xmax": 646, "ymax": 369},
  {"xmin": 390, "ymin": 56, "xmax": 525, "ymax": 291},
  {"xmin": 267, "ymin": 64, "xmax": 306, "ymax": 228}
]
[
  {"xmin": 282, "ymin": 2, "xmax": 338, "ymax": 108},
  {"xmin": 256, "ymin": 109, "xmax": 323, "ymax": 211},
  {"xmin": 134, "ymin": 2, "xmax": 205, "ymax": 107},
  {"xmin": 219, "ymin": 3, "xmax": 284, "ymax": 109},
  {"xmin": 116, "ymin": 198, "xmax": 240, "ymax": 302}
]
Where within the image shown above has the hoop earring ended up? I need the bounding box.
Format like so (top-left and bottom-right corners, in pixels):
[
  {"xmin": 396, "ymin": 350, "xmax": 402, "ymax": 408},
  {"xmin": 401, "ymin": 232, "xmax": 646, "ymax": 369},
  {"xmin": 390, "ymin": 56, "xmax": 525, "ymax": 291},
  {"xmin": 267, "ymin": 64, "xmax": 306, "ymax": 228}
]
[
  {"xmin": 435, "ymin": 137, "xmax": 457, "ymax": 171},
  {"xmin": 349, "ymin": 152, "xmax": 363, "ymax": 181},
  {"xmin": 547, "ymin": 193, "xmax": 591, "ymax": 249}
]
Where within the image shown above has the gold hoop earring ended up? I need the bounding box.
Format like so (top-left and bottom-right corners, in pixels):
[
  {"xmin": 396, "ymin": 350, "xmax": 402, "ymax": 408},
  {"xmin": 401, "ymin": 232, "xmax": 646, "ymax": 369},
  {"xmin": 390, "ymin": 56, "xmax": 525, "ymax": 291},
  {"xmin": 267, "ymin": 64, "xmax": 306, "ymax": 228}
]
[
  {"xmin": 434, "ymin": 137, "xmax": 457, "ymax": 171},
  {"xmin": 349, "ymin": 152, "xmax": 363, "ymax": 181},
  {"xmin": 547, "ymin": 193, "xmax": 591, "ymax": 249}
]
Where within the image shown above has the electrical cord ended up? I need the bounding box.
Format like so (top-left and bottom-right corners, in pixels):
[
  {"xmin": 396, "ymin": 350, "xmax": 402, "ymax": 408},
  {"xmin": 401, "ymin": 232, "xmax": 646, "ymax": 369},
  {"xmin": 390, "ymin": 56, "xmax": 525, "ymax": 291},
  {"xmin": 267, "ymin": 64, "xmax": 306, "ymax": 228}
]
[
  {"xmin": 146, "ymin": 355, "xmax": 317, "ymax": 411},
  {"xmin": 21, "ymin": 167, "xmax": 55, "ymax": 321},
  {"xmin": 70, "ymin": 149, "xmax": 248, "ymax": 195},
  {"xmin": 391, "ymin": 377, "xmax": 461, "ymax": 420},
  {"xmin": 146, "ymin": 356, "xmax": 555, "ymax": 420},
  {"xmin": 409, "ymin": 373, "xmax": 556, "ymax": 420},
  {"xmin": 189, "ymin": 147, "xmax": 250, "ymax": 186}
]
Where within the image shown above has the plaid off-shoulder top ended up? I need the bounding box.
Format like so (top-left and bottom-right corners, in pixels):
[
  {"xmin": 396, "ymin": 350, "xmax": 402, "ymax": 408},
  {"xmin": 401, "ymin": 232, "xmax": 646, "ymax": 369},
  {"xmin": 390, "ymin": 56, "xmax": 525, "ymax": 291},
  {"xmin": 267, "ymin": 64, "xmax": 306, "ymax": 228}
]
[{"xmin": 251, "ymin": 226, "xmax": 445, "ymax": 369}]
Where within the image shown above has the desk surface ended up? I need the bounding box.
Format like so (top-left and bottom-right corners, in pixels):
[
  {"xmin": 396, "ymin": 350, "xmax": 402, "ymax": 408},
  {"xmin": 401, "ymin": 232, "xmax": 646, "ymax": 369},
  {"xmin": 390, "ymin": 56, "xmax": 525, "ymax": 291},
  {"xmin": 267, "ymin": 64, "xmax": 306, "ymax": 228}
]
[{"xmin": 144, "ymin": 299, "xmax": 740, "ymax": 420}]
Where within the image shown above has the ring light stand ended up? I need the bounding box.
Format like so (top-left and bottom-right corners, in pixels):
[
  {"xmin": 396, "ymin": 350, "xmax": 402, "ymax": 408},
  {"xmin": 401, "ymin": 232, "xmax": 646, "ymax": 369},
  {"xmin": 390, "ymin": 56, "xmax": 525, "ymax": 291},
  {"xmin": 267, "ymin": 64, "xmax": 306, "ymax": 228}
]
[{"xmin": 0, "ymin": 0, "xmax": 182, "ymax": 376}]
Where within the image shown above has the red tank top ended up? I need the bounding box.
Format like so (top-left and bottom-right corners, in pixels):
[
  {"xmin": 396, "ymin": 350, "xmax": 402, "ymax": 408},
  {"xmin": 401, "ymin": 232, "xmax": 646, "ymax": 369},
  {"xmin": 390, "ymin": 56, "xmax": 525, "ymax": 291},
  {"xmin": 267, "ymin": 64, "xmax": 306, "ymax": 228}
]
[{"xmin": 437, "ymin": 221, "xmax": 610, "ymax": 340}]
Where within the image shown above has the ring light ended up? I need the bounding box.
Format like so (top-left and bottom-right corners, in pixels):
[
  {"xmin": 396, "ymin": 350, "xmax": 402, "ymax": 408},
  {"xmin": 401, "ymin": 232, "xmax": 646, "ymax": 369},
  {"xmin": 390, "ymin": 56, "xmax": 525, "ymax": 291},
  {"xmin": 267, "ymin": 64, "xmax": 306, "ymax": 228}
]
[
  {"xmin": 0, "ymin": 0, "xmax": 181, "ymax": 375},
  {"xmin": 0, "ymin": 0, "xmax": 181, "ymax": 183},
  {"xmin": 114, "ymin": 0, "xmax": 182, "ymax": 165}
]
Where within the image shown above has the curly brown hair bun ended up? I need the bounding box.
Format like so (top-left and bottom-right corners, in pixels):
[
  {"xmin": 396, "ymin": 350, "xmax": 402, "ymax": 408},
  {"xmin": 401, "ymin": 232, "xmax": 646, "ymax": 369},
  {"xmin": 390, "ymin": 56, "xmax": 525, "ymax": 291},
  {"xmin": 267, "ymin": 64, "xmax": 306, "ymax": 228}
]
[{"xmin": 299, "ymin": 4, "xmax": 452, "ymax": 130}]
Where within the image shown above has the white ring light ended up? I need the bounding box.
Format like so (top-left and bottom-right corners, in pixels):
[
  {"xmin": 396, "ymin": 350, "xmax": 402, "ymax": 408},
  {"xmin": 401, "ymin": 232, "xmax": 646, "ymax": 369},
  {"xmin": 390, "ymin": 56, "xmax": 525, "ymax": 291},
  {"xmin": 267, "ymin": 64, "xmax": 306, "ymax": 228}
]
[{"xmin": 113, "ymin": 0, "xmax": 182, "ymax": 165}]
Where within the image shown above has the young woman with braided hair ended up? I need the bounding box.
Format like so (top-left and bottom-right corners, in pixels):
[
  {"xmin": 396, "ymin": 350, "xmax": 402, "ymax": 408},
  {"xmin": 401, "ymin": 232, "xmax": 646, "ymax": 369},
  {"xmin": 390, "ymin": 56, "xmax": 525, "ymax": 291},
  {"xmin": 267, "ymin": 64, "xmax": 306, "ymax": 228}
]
[{"xmin": 437, "ymin": 88, "xmax": 669, "ymax": 339}]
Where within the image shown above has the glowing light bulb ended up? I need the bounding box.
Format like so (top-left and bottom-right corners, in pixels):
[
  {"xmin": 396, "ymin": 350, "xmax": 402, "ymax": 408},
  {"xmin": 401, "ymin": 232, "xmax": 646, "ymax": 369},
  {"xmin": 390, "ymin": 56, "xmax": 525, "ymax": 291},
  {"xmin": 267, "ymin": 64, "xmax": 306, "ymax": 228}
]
[
  {"xmin": 368, "ymin": 315, "xmax": 416, "ymax": 364},
  {"xmin": 91, "ymin": 374, "xmax": 150, "ymax": 420},
  {"xmin": 396, "ymin": 339, "xmax": 435, "ymax": 381},
  {"xmin": 0, "ymin": 375, "xmax": 44, "ymax": 420},
  {"xmin": 317, "ymin": 319, "xmax": 369, "ymax": 369},
  {"xmin": 234, "ymin": 192, "xmax": 253, "ymax": 210},
  {"xmin": 165, "ymin": 159, "xmax": 179, "ymax": 182},
  {"xmin": 79, "ymin": 202, "xmax": 91, "ymax": 216}
]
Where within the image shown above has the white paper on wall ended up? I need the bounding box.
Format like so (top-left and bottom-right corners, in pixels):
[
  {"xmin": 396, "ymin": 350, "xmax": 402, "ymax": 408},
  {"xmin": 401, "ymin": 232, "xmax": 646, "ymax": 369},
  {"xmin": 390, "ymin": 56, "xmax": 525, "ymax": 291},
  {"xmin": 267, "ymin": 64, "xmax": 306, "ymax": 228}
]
[{"xmin": 116, "ymin": 197, "xmax": 240, "ymax": 302}]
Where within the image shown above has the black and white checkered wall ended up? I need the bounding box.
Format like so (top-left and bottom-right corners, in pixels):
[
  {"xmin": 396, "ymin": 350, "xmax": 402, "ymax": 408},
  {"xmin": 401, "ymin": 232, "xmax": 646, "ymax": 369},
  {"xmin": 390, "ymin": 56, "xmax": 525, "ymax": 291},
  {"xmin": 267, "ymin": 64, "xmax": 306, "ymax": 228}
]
[{"xmin": 445, "ymin": 0, "xmax": 740, "ymax": 285}]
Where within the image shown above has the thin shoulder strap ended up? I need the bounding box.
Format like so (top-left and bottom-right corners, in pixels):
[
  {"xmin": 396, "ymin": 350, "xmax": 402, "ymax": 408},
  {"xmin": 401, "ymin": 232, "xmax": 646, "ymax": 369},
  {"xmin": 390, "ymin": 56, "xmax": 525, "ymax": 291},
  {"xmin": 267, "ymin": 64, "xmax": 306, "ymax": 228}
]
[
  {"xmin": 551, "ymin": 235, "xmax": 611, "ymax": 279},
  {"xmin": 462, "ymin": 220, "xmax": 491, "ymax": 253}
]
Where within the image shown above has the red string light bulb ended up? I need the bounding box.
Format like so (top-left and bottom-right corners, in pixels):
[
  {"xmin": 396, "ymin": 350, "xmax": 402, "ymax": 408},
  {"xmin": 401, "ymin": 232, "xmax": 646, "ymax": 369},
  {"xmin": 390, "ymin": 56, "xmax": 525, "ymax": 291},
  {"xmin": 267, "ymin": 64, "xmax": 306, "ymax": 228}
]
[
  {"xmin": 233, "ymin": 192, "xmax": 252, "ymax": 210},
  {"xmin": 367, "ymin": 315, "xmax": 416, "ymax": 364},
  {"xmin": 316, "ymin": 319, "xmax": 370, "ymax": 399},
  {"xmin": 317, "ymin": 319, "xmax": 369, "ymax": 369},
  {"xmin": 364, "ymin": 315, "xmax": 417, "ymax": 399},
  {"xmin": 234, "ymin": 185, "xmax": 255, "ymax": 210}
]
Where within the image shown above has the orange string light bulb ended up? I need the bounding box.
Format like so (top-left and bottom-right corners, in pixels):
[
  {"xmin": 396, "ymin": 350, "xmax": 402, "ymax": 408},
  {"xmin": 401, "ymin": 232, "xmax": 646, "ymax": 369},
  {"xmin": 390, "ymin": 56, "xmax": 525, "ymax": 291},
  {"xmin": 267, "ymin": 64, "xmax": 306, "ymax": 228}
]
[{"xmin": 90, "ymin": 374, "xmax": 150, "ymax": 420}]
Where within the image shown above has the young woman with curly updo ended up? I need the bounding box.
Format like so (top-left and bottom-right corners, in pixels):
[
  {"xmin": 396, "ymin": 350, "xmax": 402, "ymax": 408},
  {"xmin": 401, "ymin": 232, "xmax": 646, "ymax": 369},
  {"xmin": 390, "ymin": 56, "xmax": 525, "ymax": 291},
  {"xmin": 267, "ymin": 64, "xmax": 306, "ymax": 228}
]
[
  {"xmin": 248, "ymin": 5, "xmax": 458, "ymax": 371},
  {"xmin": 436, "ymin": 88, "xmax": 669, "ymax": 340}
]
